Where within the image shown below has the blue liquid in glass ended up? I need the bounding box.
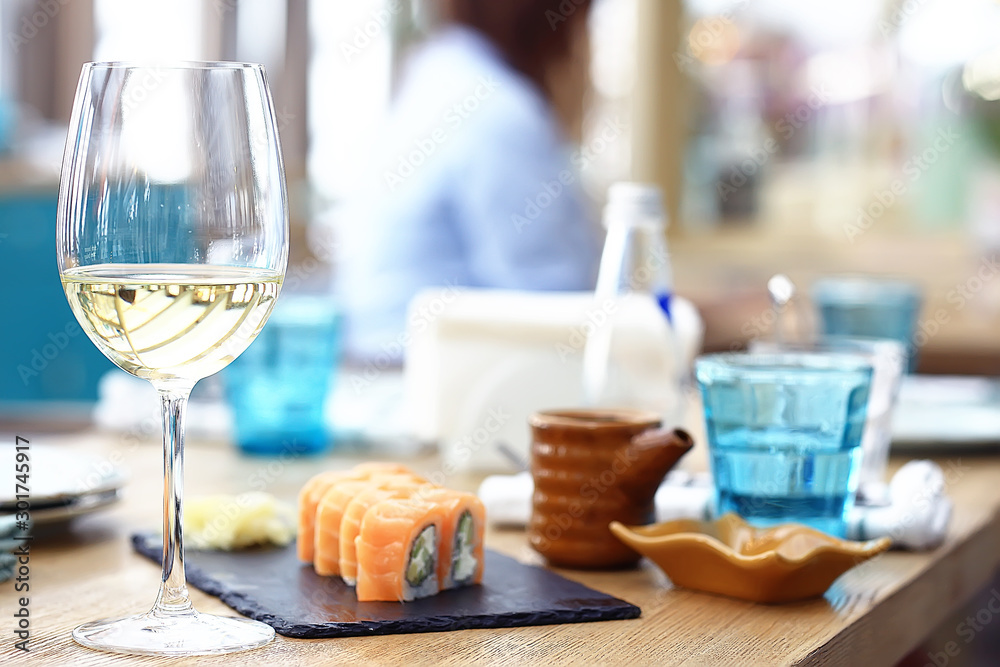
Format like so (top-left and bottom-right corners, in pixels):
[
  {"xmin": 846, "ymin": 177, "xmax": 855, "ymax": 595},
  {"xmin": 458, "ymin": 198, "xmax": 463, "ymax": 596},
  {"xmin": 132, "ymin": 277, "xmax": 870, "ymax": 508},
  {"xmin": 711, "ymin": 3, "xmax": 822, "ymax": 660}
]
[
  {"xmin": 812, "ymin": 279, "xmax": 922, "ymax": 372},
  {"xmin": 711, "ymin": 427, "xmax": 861, "ymax": 537},
  {"xmin": 225, "ymin": 298, "xmax": 340, "ymax": 456},
  {"xmin": 229, "ymin": 377, "xmax": 329, "ymax": 455},
  {"xmin": 697, "ymin": 353, "xmax": 872, "ymax": 537}
]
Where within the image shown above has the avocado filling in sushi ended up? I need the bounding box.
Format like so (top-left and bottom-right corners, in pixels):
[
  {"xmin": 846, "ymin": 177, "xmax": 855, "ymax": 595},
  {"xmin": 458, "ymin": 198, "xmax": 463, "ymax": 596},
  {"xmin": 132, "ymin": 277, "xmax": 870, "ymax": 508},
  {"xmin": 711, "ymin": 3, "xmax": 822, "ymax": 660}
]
[
  {"xmin": 451, "ymin": 510, "xmax": 478, "ymax": 583},
  {"xmin": 406, "ymin": 525, "xmax": 436, "ymax": 587}
]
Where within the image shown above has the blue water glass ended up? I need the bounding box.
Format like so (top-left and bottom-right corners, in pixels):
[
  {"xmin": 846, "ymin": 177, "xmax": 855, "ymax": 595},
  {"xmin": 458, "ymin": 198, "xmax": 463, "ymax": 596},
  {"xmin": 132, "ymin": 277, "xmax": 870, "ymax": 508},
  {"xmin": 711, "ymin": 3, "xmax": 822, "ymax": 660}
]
[
  {"xmin": 225, "ymin": 296, "xmax": 341, "ymax": 456},
  {"xmin": 811, "ymin": 277, "xmax": 922, "ymax": 372},
  {"xmin": 695, "ymin": 352, "xmax": 873, "ymax": 537},
  {"xmin": 749, "ymin": 337, "xmax": 907, "ymax": 496}
]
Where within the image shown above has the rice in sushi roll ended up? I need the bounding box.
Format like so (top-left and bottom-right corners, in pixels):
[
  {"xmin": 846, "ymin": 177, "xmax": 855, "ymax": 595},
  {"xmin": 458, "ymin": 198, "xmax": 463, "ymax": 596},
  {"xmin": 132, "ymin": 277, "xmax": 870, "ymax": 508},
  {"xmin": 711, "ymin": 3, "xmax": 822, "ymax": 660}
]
[
  {"xmin": 339, "ymin": 480, "xmax": 436, "ymax": 586},
  {"xmin": 313, "ymin": 472, "xmax": 425, "ymax": 576},
  {"xmin": 416, "ymin": 488, "xmax": 485, "ymax": 589},
  {"xmin": 355, "ymin": 499, "xmax": 446, "ymax": 602}
]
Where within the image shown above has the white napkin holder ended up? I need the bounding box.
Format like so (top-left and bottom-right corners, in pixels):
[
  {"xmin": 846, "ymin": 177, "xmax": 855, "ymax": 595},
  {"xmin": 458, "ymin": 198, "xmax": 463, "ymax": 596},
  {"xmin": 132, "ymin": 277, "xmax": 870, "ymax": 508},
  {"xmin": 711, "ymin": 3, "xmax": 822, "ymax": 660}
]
[{"xmin": 403, "ymin": 288, "xmax": 703, "ymax": 472}]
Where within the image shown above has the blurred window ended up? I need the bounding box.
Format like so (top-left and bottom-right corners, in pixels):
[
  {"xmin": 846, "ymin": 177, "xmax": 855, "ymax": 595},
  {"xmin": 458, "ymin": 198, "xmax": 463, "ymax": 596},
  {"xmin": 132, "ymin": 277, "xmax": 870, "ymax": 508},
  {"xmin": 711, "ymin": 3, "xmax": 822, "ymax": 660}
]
[
  {"xmin": 94, "ymin": 0, "xmax": 202, "ymax": 61},
  {"xmin": 13, "ymin": 0, "xmax": 1000, "ymax": 245},
  {"xmin": 676, "ymin": 0, "xmax": 1000, "ymax": 237},
  {"xmin": 307, "ymin": 0, "xmax": 395, "ymax": 203}
]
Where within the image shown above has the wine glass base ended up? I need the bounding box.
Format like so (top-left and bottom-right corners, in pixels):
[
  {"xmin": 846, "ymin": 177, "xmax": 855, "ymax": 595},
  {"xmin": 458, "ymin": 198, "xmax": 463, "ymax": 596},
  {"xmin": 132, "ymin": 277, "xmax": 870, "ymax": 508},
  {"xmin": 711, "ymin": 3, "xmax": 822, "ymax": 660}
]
[{"xmin": 72, "ymin": 609, "xmax": 274, "ymax": 656}]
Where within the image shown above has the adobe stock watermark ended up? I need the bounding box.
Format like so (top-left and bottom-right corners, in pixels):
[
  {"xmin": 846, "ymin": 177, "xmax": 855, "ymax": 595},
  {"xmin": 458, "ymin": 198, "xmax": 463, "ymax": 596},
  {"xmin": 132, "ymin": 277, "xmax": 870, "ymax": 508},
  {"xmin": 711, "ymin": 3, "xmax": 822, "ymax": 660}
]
[
  {"xmin": 845, "ymin": 127, "xmax": 960, "ymax": 242},
  {"xmin": 545, "ymin": 0, "xmax": 588, "ymax": 30},
  {"xmin": 250, "ymin": 107, "xmax": 296, "ymax": 153},
  {"xmin": 340, "ymin": 0, "xmax": 404, "ymax": 63},
  {"xmin": 214, "ymin": 0, "xmax": 237, "ymax": 16},
  {"xmin": 573, "ymin": 116, "xmax": 626, "ymax": 171},
  {"xmin": 718, "ymin": 85, "xmax": 831, "ymax": 202},
  {"xmin": 553, "ymin": 242, "xmax": 670, "ymax": 361},
  {"xmin": 11, "ymin": 436, "xmax": 31, "ymax": 653},
  {"xmin": 435, "ymin": 407, "xmax": 511, "ymax": 484},
  {"xmin": 188, "ymin": 492, "xmax": 287, "ymax": 549},
  {"xmin": 673, "ymin": 1, "xmax": 750, "ymax": 74},
  {"xmin": 885, "ymin": 459, "xmax": 966, "ymax": 545},
  {"xmin": 17, "ymin": 320, "xmax": 83, "ymax": 386},
  {"xmin": 213, "ymin": 297, "xmax": 276, "ymax": 366},
  {"xmin": 282, "ymin": 235, "xmax": 339, "ymax": 293},
  {"xmin": 7, "ymin": 0, "xmax": 71, "ymax": 53},
  {"xmin": 383, "ymin": 76, "xmax": 501, "ymax": 191},
  {"xmin": 190, "ymin": 445, "xmax": 302, "ymax": 547},
  {"xmin": 121, "ymin": 67, "xmax": 168, "ymax": 114},
  {"xmin": 925, "ymin": 587, "xmax": 1000, "ymax": 667},
  {"xmin": 910, "ymin": 255, "xmax": 1000, "ymax": 348},
  {"xmin": 531, "ymin": 441, "xmax": 649, "ymax": 553},
  {"xmin": 511, "ymin": 116, "xmax": 625, "ymax": 233},
  {"xmin": 73, "ymin": 414, "xmax": 159, "ymax": 498},
  {"xmin": 734, "ymin": 303, "xmax": 781, "ymax": 351},
  {"xmin": 555, "ymin": 299, "xmax": 618, "ymax": 362},
  {"xmin": 348, "ymin": 280, "xmax": 463, "ymax": 394},
  {"xmin": 877, "ymin": 0, "xmax": 930, "ymax": 36}
]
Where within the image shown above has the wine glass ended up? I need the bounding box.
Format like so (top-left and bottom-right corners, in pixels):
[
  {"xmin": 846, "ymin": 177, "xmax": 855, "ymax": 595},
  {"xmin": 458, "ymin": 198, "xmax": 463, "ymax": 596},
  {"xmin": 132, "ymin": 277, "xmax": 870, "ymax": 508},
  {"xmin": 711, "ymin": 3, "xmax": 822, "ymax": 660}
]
[{"xmin": 56, "ymin": 62, "xmax": 287, "ymax": 656}]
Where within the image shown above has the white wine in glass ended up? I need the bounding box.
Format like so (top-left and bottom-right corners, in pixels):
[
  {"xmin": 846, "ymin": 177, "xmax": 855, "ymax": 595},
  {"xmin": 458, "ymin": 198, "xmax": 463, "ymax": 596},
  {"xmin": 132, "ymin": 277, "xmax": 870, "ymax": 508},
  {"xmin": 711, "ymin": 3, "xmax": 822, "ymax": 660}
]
[{"xmin": 57, "ymin": 62, "xmax": 288, "ymax": 656}]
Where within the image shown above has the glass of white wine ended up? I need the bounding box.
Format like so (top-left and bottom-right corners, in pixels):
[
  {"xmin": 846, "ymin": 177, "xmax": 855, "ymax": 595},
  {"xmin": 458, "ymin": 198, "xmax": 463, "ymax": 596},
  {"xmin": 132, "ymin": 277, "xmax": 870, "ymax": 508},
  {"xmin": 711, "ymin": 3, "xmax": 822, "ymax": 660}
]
[{"xmin": 56, "ymin": 62, "xmax": 287, "ymax": 656}]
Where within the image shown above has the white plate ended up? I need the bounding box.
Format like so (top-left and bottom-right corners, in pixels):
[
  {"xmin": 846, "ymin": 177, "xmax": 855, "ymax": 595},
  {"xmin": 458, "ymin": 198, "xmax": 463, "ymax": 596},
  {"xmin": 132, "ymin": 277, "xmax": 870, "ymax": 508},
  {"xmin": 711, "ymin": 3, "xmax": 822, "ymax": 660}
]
[
  {"xmin": 0, "ymin": 489, "xmax": 122, "ymax": 529},
  {"xmin": 28, "ymin": 488, "xmax": 123, "ymax": 525},
  {"xmin": 0, "ymin": 444, "xmax": 127, "ymax": 509},
  {"xmin": 891, "ymin": 375, "xmax": 1000, "ymax": 449}
]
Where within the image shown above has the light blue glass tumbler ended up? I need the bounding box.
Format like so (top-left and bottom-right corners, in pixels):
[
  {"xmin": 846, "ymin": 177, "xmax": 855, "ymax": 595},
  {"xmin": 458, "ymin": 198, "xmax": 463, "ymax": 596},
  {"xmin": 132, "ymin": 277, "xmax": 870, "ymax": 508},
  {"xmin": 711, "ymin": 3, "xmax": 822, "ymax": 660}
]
[
  {"xmin": 695, "ymin": 352, "xmax": 873, "ymax": 536},
  {"xmin": 812, "ymin": 277, "xmax": 922, "ymax": 372},
  {"xmin": 225, "ymin": 296, "xmax": 341, "ymax": 455}
]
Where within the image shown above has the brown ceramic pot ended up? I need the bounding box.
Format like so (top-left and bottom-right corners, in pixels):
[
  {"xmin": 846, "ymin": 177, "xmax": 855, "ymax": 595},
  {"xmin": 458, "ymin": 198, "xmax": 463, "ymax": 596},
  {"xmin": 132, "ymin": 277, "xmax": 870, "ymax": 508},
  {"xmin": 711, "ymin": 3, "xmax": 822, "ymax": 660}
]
[{"xmin": 528, "ymin": 408, "xmax": 694, "ymax": 569}]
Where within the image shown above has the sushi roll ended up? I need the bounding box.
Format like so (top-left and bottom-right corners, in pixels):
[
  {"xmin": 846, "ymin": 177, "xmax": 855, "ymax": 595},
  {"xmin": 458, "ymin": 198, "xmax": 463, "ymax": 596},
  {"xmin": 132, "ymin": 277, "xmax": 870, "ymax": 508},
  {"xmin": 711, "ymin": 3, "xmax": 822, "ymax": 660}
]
[
  {"xmin": 355, "ymin": 499, "xmax": 446, "ymax": 602},
  {"xmin": 297, "ymin": 471, "xmax": 353, "ymax": 563},
  {"xmin": 297, "ymin": 464, "xmax": 415, "ymax": 563},
  {"xmin": 351, "ymin": 462, "xmax": 416, "ymax": 477},
  {"xmin": 313, "ymin": 480, "xmax": 373, "ymax": 576},
  {"xmin": 419, "ymin": 488, "xmax": 486, "ymax": 589},
  {"xmin": 339, "ymin": 480, "xmax": 436, "ymax": 586},
  {"xmin": 313, "ymin": 472, "xmax": 424, "ymax": 576}
]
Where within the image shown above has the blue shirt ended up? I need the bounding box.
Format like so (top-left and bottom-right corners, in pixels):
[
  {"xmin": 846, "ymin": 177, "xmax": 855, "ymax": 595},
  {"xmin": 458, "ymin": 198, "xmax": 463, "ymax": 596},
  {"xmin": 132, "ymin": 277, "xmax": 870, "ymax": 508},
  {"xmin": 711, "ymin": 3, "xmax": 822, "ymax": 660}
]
[{"xmin": 336, "ymin": 27, "xmax": 602, "ymax": 360}]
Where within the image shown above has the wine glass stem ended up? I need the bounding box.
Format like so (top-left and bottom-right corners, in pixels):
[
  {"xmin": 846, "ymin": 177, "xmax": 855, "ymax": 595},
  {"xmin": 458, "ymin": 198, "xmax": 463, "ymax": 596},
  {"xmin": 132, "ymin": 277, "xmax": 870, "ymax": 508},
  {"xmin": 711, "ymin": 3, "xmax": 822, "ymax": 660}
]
[{"xmin": 152, "ymin": 382, "xmax": 195, "ymax": 616}]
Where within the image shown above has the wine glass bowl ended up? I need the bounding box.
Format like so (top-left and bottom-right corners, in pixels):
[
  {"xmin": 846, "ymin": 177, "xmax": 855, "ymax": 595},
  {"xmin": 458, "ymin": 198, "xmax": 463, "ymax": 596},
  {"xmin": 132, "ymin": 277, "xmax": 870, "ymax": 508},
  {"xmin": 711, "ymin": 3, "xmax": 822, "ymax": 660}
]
[{"xmin": 57, "ymin": 62, "xmax": 287, "ymax": 656}]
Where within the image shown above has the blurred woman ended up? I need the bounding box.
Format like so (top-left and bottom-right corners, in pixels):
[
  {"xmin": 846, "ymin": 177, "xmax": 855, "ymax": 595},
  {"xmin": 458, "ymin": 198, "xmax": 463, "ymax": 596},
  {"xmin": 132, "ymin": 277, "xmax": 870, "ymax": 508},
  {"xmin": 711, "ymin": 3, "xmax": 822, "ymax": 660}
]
[{"xmin": 336, "ymin": 0, "xmax": 601, "ymax": 360}]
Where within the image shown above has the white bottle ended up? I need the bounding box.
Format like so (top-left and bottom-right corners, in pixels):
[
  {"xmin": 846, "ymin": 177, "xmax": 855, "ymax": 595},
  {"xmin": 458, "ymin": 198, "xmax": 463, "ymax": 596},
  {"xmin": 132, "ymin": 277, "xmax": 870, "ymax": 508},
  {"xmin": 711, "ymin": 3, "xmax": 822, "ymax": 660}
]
[
  {"xmin": 597, "ymin": 182, "xmax": 674, "ymax": 315},
  {"xmin": 583, "ymin": 182, "xmax": 677, "ymax": 406}
]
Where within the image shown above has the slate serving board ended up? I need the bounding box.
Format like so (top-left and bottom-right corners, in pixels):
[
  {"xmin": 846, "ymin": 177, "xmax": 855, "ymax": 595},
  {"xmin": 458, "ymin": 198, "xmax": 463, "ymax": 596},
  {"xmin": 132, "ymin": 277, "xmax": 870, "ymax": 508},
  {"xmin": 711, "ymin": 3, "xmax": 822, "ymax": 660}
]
[{"xmin": 131, "ymin": 533, "xmax": 641, "ymax": 638}]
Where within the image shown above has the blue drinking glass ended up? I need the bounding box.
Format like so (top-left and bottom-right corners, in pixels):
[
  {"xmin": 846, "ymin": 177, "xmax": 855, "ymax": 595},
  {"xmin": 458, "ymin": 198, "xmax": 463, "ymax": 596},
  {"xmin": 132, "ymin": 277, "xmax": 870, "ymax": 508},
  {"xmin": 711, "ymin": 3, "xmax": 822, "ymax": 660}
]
[
  {"xmin": 695, "ymin": 352, "xmax": 873, "ymax": 537},
  {"xmin": 225, "ymin": 295, "xmax": 341, "ymax": 456},
  {"xmin": 750, "ymin": 337, "xmax": 907, "ymax": 500},
  {"xmin": 811, "ymin": 277, "xmax": 922, "ymax": 372}
]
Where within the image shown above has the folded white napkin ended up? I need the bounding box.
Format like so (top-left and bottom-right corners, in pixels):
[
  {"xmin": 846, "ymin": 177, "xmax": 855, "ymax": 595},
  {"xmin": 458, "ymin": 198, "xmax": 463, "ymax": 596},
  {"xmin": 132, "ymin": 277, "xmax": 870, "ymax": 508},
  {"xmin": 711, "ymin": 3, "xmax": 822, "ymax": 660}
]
[{"xmin": 477, "ymin": 460, "xmax": 952, "ymax": 551}]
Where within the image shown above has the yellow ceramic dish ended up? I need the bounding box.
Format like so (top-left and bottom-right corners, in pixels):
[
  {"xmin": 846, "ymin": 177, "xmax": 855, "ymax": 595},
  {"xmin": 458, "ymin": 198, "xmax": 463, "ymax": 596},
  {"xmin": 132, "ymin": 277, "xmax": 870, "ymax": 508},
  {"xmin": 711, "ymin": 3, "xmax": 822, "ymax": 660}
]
[{"xmin": 609, "ymin": 513, "xmax": 891, "ymax": 603}]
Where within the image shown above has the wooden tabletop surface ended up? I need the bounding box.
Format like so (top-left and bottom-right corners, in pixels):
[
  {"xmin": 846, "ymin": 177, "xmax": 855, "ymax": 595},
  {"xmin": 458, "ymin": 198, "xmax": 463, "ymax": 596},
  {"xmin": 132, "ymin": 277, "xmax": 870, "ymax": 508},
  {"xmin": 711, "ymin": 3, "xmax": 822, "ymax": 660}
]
[{"xmin": 1, "ymin": 431, "xmax": 999, "ymax": 667}]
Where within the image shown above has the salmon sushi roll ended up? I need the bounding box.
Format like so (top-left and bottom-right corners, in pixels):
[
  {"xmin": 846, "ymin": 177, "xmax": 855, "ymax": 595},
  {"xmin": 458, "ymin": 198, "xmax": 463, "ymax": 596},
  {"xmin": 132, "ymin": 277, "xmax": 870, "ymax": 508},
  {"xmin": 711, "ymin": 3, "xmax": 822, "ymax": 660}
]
[
  {"xmin": 298, "ymin": 471, "xmax": 355, "ymax": 563},
  {"xmin": 313, "ymin": 473, "xmax": 425, "ymax": 576},
  {"xmin": 297, "ymin": 464, "xmax": 417, "ymax": 563},
  {"xmin": 419, "ymin": 488, "xmax": 486, "ymax": 589},
  {"xmin": 313, "ymin": 480, "xmax": 373, "ymax": 576},
  {"xmin": 339, "ymin": 480, "xmax": 438, "ymax": 585},
  {"xmin": 356, "ymin": 499, "xmax": 446, "ymax": 602},
  {"xmin": 351, "ymin": 462, "xmax": 416, "ymax": 477}
]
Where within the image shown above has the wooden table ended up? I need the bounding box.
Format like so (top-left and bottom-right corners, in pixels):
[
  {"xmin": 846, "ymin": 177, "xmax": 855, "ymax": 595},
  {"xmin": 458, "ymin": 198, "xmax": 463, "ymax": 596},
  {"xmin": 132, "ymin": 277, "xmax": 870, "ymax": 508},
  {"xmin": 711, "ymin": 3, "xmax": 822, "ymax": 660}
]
[{"xmin": 2, "ymin": 432, "xmax": 999, "ymax": 666}]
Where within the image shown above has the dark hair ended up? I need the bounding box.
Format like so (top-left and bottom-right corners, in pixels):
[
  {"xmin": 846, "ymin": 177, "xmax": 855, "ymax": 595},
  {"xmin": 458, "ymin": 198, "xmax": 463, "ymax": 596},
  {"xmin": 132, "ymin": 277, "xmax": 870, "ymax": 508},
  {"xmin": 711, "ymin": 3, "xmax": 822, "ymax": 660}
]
[{"xmin": 445, "ymin": 0, "xmax": 592, "ymax": 99}]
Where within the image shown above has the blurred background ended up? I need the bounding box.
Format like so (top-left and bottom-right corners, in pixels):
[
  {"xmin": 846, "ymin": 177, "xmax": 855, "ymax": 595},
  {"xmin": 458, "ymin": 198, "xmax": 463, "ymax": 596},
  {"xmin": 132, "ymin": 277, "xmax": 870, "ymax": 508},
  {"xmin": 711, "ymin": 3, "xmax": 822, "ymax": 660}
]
[
  {"xmin": 5, "ymin": 0, "xmax": 1000, "ymax": 416},
  {"xmin": 4, "ymin": 4, "xmax": 1000, "ymax": 661}
]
